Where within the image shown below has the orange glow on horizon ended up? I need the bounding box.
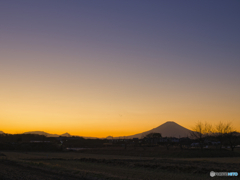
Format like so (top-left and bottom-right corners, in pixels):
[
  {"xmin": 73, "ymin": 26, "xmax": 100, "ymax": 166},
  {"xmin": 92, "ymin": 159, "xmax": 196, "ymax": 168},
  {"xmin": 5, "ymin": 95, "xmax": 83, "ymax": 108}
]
[{"xmin": 1, "ymin": 25, "xmax": 240, "ymax": 138}]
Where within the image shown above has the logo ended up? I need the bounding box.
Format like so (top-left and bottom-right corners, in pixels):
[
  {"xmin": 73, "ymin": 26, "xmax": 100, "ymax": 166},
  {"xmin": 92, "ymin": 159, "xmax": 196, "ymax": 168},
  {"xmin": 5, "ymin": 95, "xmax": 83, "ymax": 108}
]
[
  {"xmin": 228, "ymin": 172, "xmax": 238, "ymax": 176},
  {"xmin": 210, "ymin": 171, "xmax": 215, "ymax": 177},
  {"xmin": 210, "ymin": 171, "xmax": 238, "ymax": 177}
]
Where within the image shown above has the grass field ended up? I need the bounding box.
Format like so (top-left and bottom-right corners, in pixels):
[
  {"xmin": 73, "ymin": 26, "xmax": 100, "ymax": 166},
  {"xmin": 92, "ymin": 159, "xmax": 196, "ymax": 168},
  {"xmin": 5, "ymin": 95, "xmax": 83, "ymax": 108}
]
[{"xmin": 0, "ymin": 149, "xmax": 239, "ymax": 180}]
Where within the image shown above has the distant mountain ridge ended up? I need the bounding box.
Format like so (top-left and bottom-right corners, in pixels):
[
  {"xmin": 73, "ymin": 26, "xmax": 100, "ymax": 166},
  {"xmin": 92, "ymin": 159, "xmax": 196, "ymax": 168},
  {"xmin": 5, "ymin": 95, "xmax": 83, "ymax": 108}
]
[
  {"xmin": 115, "ymin": 121, "xmax": 192, "ymax": 139},
  {"xmin": 61, "ymin": 133, "xmax": 71, "ymax": 137},
  {"xmin": 22, "ymin": 131, "xmax": 96, "ymax": 139},
  {"xmin": 23, "ymin": 131, "xmax": 71, "ymax": 137},
  {"xmin": 2, "ymin": 121, "xmax": 192, "ymax": 139}
]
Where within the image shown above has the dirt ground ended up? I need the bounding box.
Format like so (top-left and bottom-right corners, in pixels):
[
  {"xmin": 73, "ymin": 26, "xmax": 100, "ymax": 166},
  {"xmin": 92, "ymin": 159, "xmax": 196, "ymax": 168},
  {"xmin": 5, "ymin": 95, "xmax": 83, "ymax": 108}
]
[
  {"xmin": 0, "ymin": 160, "xmax": 88, "ymax": 180},
  {"xmin": 0, "ymin": 151, "xmax": 239, "ymax": 180}
]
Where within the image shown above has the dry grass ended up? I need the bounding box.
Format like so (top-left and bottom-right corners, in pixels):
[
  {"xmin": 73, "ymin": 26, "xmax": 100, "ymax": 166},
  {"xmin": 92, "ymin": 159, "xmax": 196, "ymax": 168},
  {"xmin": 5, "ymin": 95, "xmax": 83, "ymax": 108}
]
[{"xmin": 1, "ymin": 151, "xmax": 239, "ymax": 180}]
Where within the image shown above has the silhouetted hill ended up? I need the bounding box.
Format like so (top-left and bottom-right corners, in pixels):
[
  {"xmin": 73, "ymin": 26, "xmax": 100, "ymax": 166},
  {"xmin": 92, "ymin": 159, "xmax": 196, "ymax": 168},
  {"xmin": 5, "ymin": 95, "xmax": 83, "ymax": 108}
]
[
  {"xmin": 60, "ymin": 133, "xmax": 71, "ymax": 137},
  {"xmin": 23, "ymin": 131, "xmax": 60, "ymax": 137},
  {"xmin": 22, "ymin": 131, "xmax": 99, "ymax": 139},
  {"xmin": 121, "ymin": 121, "xmax": 192, "ymax": 139},
  {"xmin": 0, "ymin": 131, "xmax": 4, "ymax": 134},
  {"xmin": 11, "ymin": 121, "xmax": 193, "ymax": 139},
  {"xmin": 106, "ymin": 136, "xmax": 114, "ymax": 139}
]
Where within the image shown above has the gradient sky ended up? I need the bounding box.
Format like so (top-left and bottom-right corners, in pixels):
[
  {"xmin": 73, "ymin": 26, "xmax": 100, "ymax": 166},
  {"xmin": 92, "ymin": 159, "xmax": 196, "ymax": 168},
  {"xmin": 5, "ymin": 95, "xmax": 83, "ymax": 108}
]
[{"xmin": 1, "ymin": 0, "xmax": 240, "ymax": 137}]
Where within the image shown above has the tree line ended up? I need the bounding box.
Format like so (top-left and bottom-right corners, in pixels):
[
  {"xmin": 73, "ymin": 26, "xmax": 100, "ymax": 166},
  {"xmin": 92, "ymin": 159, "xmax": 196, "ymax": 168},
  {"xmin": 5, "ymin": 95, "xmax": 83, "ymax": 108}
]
[{"xmin": 191, "ymin": 121, "xmax": 239, "ymax": 151}]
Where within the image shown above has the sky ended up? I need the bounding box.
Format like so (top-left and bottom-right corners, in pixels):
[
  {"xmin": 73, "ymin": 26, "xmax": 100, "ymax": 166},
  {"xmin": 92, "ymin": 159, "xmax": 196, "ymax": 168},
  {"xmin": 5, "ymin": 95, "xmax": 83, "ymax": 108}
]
[{"xmin": 1, "ymin": 0, "xmax": 240, "ymax": 137}]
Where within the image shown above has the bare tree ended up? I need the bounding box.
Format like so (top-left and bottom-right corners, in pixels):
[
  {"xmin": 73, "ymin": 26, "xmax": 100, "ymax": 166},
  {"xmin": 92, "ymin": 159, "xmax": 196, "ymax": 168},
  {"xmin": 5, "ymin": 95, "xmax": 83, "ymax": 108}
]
[
  {"xmin": 215, "ymin": 122, "xmax": 232, "ymax": 134},
  {"xmin": 215, "ymin": 122, "xmax": 232, "ymax": 150},
  {"xmin": 214, "ymin": 122, "xmax": 239, "ymax": 151},
  {"xmin": 190, "ymin": 121, "xmax": 212, "ymax": 150},
  {"xmin": 225, "ymin": 131, "xmax": 240, "ymax": 151}
]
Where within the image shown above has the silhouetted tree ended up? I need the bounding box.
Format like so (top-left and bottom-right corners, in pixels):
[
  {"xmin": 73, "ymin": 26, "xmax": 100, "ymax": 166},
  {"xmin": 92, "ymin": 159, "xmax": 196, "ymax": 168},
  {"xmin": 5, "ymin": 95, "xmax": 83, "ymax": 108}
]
[
  {"xmin": 215, "ymin": 122, "xmax": 233, "ymax": 150},
  {"xmin": 190, "ymin": 122, "xmax": 212, "ymax": 150},
  {"xmin": 224, "ymin": 131, "xmax": 240, "ymax": 151},
  {"xmin": 145, "ymin": 133, "xmax": 162, "ymax": 139},
  {"xmin": 214, "ymin": 122, "xmax": 239, "ymax": 151},
  {"xmin": 145, "ymin": 133, "xmax": 162, "ymax": 146}
]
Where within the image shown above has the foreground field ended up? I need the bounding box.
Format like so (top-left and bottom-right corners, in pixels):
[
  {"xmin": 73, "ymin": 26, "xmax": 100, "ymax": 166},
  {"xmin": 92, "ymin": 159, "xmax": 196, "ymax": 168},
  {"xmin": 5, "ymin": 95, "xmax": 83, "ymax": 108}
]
[{"xmin": 0, "ymin": 151, "xmax": 239, "ymax": 180}]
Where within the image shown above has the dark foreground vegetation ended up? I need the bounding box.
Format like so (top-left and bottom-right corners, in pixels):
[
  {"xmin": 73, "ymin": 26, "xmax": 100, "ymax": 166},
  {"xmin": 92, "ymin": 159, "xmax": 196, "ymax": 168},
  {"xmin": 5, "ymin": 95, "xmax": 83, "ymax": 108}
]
[
  {"xmin": 0, "ymin": 131, "xmax": 240, "ymax": 154},
  {"xmin": 80, "ymin": 146, "xmax": 240, "ymax": 158},
  {"xmin": 1, "ymin": 151, "xmax": 240, "ymax": 180}
]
